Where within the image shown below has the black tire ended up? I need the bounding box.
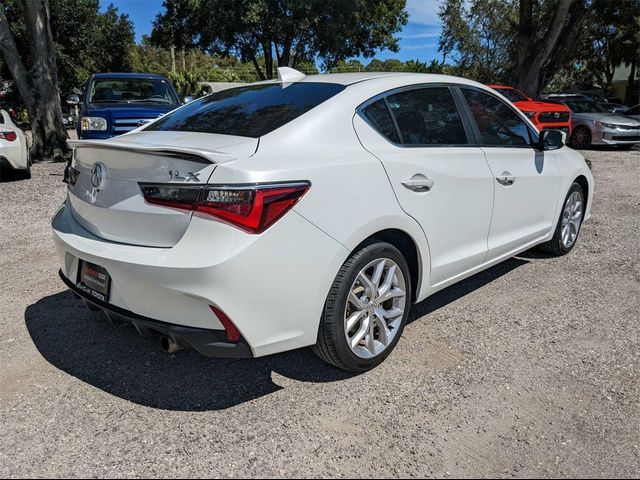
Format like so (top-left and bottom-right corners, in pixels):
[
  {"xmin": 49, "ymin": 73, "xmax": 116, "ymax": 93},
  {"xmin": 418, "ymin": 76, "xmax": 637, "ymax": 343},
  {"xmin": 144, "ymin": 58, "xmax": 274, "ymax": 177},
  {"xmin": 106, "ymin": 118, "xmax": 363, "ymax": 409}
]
[
  {"xmin": 537, "ymin": 182, "xmax": 585, "ymax": 256},
  {"xmin": 312, "ymin": 241, "xmax": 412, "ymax": 372},
  {"xmin": 569, "ymin": 126, "xmax": 591, "ymax": 149}
]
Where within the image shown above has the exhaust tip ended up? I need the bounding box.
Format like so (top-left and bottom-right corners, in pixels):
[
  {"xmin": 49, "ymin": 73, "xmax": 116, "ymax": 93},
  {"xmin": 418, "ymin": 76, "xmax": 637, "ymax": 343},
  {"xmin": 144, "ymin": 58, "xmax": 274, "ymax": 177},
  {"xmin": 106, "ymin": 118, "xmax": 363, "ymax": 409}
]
[{"xmin": 160, "ymin": 335, "xmax": 184, "ymax": 354}]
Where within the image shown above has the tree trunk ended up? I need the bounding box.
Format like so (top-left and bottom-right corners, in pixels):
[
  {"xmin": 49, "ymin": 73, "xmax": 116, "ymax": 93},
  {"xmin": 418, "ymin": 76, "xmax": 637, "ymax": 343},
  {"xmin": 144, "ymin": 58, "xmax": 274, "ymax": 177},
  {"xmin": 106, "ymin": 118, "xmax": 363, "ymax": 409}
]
[
  {"xmin": 263, "ymin": 42, "xmax": 273, "ymax": 79},
  {"xmin": 0, "ymin": 0, "xmax": 67, "ymax": 161},
  {"xmin": 170, "ymin": 44, "xmax": 176, "ymax": 72},
  {"xmin": 181, "ymin": 46, "xmax": 186, "ymax": 71},
  {"xmin": 0, "ymin": 8, "xmax": 35, "ymax": 112},
  {"xmin": 626, "ymin": 59, "xmax": 637, "ymax": 105},
  {"xmin": 250, "ymin": 55, "xmax": 266, "ymax": 81},
  {"xmin": 516, "ymin": 0, "xmax": 574, "ymax": 96}
]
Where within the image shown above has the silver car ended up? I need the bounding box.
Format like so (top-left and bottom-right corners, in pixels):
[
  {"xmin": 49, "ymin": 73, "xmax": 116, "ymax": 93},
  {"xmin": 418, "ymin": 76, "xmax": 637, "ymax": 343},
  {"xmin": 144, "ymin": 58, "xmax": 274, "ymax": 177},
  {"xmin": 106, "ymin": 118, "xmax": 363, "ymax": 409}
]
[{"xmin": 558, "ymin": 98, "xmax": 640, "ymax": 149}]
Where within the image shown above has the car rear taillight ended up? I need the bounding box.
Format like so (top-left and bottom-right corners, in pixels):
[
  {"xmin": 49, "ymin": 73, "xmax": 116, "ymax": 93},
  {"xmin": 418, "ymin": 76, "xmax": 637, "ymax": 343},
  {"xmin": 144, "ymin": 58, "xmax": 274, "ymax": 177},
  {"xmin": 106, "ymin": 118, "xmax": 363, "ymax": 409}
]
[
  {"xmin": 0, "ymin": 131, "xmax": 17, "ymax": 142},
  {"xmin": 140, "ymin": 181, "xmax": 310, "ymax": 234}
]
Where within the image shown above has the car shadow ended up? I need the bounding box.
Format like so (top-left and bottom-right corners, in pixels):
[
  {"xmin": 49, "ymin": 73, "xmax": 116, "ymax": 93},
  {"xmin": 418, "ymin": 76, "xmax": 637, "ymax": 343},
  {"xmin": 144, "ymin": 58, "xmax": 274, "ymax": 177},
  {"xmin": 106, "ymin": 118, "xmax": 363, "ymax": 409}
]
[
  {"xmin": 25, "ymin": 256, "xmax": 529, "ymax": 411},
  {"xmin": 408, "ymin": 256, "xmax": 529, "ymax": 322}
]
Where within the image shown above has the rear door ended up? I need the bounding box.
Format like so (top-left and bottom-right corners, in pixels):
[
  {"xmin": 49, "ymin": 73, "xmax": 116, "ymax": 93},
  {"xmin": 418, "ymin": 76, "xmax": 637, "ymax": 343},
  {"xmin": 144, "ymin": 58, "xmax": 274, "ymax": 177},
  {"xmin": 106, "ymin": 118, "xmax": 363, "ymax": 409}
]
[
  {"xmin": 458, "ymin": 87, "xmax": 562, "ymax": 259},
  {"xmin": 353, "ymin": 85, "xmax": 495, "ymax": 286}
]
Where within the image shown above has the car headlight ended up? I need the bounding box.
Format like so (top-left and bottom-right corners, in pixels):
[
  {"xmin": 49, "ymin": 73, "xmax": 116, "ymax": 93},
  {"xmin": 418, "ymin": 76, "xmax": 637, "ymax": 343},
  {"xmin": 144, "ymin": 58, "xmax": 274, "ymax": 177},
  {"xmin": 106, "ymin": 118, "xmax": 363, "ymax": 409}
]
[
  {"xmin": 522, "ymin": 111, "xmax": 536, "ymax": 119},
  {"xmin": 594, "ymin": 120, "xmax": 619, "ymax": 129},
  {"xmin": 80, "ymin": 116, "xmax": 107, "ymax": 131}
]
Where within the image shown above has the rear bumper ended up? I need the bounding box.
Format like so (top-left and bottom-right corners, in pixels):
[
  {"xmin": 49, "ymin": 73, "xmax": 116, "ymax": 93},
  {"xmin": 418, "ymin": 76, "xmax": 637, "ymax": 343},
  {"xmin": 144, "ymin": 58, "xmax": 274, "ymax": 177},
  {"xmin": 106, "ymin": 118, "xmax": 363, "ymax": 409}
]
[
  {"xmin": 59, "ymin": 270, "xmax": 253, "ymax": 358},
  {"xmin": 52, "ymin": 199, "xmax": 348, "ymax": 357}
]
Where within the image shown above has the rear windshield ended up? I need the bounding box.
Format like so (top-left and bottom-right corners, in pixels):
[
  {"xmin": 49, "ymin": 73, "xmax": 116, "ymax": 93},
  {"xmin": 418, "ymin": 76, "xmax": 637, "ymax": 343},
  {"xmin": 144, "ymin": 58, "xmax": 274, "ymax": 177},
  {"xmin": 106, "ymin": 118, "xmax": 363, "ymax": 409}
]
[{"xmin": 146, "ymin": 82, "xmax": 345, "ymax": 138}]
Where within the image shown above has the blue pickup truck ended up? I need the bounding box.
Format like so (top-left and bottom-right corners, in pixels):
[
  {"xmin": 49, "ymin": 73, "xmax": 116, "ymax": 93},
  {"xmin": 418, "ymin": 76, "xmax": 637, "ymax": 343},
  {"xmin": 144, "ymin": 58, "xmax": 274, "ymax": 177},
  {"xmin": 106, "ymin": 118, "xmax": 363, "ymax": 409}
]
[{"xmin": 72, "ymin": 73, "xmax": 183, "ymax": 140}]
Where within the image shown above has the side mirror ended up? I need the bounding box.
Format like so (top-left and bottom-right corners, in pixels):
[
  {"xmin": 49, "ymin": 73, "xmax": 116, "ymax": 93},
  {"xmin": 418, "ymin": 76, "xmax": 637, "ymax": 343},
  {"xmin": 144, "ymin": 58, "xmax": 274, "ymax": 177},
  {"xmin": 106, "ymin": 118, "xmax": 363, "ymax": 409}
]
[
  {"xmin": 67, "ymin": 94, "xmax": 80, "ymax": 105},
  {"xmin": 183, "ymin": 96, "xmax": 194, "ymax": 104},
  {"xmin": 539, "ymin": 129, "xmax": 566, "ymax": 151}
]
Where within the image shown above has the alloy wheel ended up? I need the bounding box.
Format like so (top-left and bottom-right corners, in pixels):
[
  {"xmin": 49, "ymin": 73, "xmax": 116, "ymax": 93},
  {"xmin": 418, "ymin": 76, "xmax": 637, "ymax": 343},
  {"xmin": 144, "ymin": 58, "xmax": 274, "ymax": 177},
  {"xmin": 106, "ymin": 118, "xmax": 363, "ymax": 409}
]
[
  {"xmin": 344, "ymin": 258, "xmax": 407, "ymax": 359},
  {"xmin": 571, "ymin": 127, "xmax": 591, "ymax": 149},
  {"xmin": 561, "ymin": 190, "xmax": 583, "ymax": 248}
]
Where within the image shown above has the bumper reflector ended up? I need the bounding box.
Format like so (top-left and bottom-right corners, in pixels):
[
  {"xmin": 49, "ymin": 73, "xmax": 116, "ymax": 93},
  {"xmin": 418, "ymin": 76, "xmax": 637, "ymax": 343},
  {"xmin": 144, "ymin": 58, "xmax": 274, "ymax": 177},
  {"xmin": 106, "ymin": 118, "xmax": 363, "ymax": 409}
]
[{"xmin": 210, "ymin": 305, "xmax": 241, "ymax": 343}]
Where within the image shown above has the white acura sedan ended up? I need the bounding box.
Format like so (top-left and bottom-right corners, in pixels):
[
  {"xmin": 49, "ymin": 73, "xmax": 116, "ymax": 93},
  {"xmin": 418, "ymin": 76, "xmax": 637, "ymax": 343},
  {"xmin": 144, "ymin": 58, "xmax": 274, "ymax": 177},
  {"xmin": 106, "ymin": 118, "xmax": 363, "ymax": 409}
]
[{"xmin": 53, "ymin": 69, "xmax": 593, "ymax": 372}]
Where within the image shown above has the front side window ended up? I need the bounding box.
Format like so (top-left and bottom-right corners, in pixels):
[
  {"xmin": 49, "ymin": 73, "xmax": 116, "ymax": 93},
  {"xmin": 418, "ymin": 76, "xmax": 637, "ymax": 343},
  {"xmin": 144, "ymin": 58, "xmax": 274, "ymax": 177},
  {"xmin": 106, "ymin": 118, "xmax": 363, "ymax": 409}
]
[
  {"xmin": 361, "ymin": 99, "xmax": 400, "ymax": 143},
  {"xmin": 386, "ymin": 87, "xmax": 469, "ymax": 145},
  {"xmin": 89, "ymin": 78, "xmax": 179, "ymax": 105},
  {"xmin": 462, "ymin": 88, "xmax": 532, "ymax": 146},
  {"xmin": 146, "ymin": 82, "xmax": 345, "ymax": 138}
]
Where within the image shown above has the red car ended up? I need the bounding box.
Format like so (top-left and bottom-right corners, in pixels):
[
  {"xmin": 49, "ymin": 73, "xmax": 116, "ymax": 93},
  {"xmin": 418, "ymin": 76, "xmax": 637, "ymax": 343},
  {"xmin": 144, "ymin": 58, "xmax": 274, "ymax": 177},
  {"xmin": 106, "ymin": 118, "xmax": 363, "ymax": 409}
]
[{"xmin": 488, "ymin": 85, "xmax": 572, "ymax": 136}]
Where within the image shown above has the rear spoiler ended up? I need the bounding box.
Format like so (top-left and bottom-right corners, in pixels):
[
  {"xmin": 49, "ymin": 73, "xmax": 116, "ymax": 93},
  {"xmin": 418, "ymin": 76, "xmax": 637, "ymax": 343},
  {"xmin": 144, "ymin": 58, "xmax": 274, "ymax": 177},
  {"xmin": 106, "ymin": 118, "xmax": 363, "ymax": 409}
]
[{"xmin": 67, "ymin": 139, "xmax": 234, "ymax": 164}]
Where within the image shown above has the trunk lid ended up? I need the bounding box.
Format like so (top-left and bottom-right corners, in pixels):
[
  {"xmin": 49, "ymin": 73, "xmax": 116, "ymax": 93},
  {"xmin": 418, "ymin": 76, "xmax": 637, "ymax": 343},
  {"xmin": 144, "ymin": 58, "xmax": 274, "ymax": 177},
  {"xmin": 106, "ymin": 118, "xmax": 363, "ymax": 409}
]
[{"xmin": 67, "ymin": 131, "xmax": 258, "ymax": 247}]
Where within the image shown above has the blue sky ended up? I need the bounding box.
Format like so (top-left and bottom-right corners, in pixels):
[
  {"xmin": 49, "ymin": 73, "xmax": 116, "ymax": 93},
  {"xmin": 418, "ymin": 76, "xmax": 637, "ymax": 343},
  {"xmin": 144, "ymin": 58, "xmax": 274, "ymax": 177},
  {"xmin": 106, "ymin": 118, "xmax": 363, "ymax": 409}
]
[{"xmin": 101, "ymin": 0, "xmax": 443, "ymax": 65}]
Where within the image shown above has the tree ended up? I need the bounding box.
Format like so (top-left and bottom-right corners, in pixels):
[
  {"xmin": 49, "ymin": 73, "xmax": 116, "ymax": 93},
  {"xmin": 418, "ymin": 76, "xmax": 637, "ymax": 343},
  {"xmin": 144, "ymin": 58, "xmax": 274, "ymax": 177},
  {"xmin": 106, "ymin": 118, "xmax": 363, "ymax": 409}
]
[
  {"xmin": 0, "ymin": 0, "xmax": 134, "ymax": 161},
  {"xmin": 581, "ymin": 0, "xmax": 640, "ymax": 95},
  {"xmin": 439, "ymin": 0, "xmax": 516, "ymax": 83},
  {"xmin": 2, "ymin": 1, "xmax": 134, "ymax": 96},
  {"xmin": 515, "ymin": 0, "xmax": 589, "ymax": 95},
  {"xmin": 150, "ymin": 0, "xmax": 195, "ymax": 72},
  {"xmin": 152, "ymin": 0, "xmax": 408, "ymax": 80},
  {"xmin": 0, "ymin": 0, "xmax": 67, "ymax": 160}
]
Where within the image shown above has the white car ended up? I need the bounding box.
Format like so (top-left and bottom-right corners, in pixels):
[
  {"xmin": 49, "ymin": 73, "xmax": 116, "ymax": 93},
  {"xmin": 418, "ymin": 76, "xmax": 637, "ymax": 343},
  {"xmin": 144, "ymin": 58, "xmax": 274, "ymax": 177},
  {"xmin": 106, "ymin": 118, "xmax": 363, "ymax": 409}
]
[
  {"xmin": 0, "ymin": 109, "xmax": 30, "ymax": 181},
  {"xmin": 52, "ymin": 69, "xmax": 593, "ymax": 372}
]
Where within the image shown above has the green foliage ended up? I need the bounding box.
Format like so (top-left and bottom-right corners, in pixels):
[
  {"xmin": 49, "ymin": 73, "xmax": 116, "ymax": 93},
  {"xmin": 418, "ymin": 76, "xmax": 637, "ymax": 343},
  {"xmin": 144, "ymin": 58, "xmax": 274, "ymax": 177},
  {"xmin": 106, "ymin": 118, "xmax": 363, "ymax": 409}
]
[
  {"xmin": 130, "ymin": 40, "xmax": 262, "ymax": 83},
  {"xmin": 438, "ymin": 0, "xmax": 517, "ymax": 83},
  {"xmin": 152, "ymin": 0, "xmax": 408, "ymax": 79},
  {"xmin": 0, "ymin": 0, "xmax": 134, "ymax": 96},
  {"xmin": 437, "ymin": 0, "xmax": 640, "ymax": 93},
  {"xmin": 167, "ymin": 70, "xmax": 203, "ymax": 97}
]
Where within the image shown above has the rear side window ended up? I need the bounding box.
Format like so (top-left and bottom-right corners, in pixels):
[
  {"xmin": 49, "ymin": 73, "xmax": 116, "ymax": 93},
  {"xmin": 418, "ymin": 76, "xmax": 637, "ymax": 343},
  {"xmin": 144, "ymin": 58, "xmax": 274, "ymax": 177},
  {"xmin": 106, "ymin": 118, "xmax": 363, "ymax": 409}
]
[
  {"xmin": 362, "ymin": 99, "xmax": 400, "ymax": 143},
  {"xmin": 462, "ymin": 88, "xmax": 532, "ymax": 146},
  {"xmin": 146, "ymin": 82, "xmax": 345, "ymax": 138},
  {"xmin": 386, "ymin": 87, "xmax": 469, "ymax": 145}
]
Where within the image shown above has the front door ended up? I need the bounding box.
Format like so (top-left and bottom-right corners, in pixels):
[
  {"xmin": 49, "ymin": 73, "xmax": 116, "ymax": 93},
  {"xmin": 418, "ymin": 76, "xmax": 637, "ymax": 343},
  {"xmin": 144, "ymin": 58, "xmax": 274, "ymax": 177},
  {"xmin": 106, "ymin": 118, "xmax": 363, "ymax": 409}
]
[{"xmin": 459, "ymin": 87, "xmax": 562, "ymax": 260}]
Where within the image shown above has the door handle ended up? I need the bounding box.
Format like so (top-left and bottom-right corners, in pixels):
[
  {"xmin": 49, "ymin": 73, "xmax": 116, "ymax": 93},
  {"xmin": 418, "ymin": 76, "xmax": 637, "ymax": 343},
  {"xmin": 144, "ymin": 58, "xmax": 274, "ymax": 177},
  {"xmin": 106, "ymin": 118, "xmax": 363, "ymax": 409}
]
[
  {"xmin": 496, "ymin": 171, "xmax": 516, "ymax": 186},
  {"xmin": 402, "ymin": 175, "xmax": 434, "ymax": 192}
]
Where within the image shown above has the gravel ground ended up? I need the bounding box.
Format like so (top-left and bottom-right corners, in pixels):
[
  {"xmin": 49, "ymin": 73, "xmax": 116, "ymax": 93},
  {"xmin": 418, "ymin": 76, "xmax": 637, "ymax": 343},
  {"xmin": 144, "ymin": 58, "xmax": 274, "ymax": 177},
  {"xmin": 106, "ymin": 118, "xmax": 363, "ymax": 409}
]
[{"xmin": 1, "ymin": 148, "xmax": 639, "ymax": 478}]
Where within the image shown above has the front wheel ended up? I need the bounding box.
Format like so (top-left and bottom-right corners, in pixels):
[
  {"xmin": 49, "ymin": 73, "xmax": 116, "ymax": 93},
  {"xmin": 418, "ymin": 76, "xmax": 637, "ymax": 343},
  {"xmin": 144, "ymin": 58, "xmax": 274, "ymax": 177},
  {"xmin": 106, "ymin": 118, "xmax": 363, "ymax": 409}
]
[
  {"xmin": 313, "ymin": 241, "xmax": 411, "ymax": 372},
  {"xmin": 569, "ymin": 126, "xmax": 591, "ymax": 149},
  {"xmin": 537, "ymin": 182, "xmax": 585, "ymax": 256}
]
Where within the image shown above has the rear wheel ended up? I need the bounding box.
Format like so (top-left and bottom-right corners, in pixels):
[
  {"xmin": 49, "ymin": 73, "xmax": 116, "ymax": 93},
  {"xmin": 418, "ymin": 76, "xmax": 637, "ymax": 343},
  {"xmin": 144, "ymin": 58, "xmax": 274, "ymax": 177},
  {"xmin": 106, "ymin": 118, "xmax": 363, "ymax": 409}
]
[
  {"xmin": 537, "ymin": 182, "xmax": 585, "ymax": 256},
  {"xmin": 569, "ymin": 126, "xmax": 591, "ymax": 149},
  {"xmin": 313, "ymin": 241, "xmax": 411, "ymax": 372}
]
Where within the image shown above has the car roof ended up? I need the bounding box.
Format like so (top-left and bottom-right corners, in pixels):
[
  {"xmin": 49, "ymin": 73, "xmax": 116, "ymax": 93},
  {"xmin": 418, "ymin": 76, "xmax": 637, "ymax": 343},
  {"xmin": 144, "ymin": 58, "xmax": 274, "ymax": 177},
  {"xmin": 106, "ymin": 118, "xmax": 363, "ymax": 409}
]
[
  {"xmin": 92, "ymin": 72, "xmax": 169, "ymax": 79},
  {"xmin": 265, "ymin": 71, "xmax": 489, "ymax": 89}
]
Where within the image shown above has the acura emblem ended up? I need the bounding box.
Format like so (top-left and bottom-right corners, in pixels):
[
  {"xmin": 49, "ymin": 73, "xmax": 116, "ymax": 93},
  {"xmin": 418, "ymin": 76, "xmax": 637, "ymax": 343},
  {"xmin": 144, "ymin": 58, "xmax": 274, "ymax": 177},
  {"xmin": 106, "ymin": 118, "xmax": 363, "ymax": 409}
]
[
  {"xmin": 91, "ymin": 162, "xmax": 107, "ymax": 190},
  {"xmin": 554, "ymin": 112, "xmax": 560, "ymax": 118}
]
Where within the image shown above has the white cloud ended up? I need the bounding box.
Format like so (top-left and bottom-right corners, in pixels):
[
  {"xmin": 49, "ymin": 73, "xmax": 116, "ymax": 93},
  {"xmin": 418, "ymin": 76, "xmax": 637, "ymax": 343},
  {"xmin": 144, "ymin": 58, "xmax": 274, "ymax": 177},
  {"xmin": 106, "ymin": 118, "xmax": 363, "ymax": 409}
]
[
  {"xmin": 402, "ymin": 32, "xmax": 441, "ymax": 39},
  {"xmin": 403, "ymin": 43, "xmax": 438, "ymax": 50},
  {"xmin": 405, "ymin": 0, "xmax": 442, "ymax": 26}
]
